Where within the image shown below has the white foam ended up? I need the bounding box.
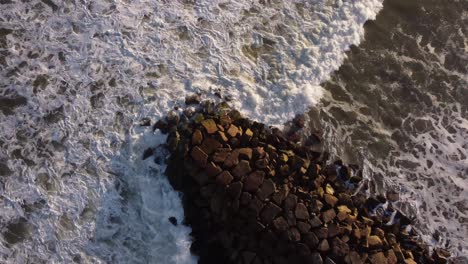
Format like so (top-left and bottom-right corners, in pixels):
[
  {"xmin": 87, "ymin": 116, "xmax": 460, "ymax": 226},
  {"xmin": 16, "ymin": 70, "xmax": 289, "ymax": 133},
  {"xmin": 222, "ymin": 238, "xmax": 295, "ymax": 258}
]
[{"xmin": 0, "ymin": 0, "xmax": 383, "ymax": 262}]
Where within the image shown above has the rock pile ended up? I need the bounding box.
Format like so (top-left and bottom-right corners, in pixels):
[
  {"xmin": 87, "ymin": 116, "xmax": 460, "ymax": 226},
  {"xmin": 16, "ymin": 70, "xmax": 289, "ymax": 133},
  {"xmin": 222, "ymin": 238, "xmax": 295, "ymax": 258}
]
[{"xmin": 151, "ymin": 100, "xmax": 447, "ymax": 264}]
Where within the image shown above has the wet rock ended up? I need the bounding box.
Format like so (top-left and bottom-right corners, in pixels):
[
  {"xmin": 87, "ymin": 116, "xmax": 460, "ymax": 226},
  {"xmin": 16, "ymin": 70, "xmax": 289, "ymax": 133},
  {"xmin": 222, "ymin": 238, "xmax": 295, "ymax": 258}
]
[
  {"xmin": 143, "ymin": 148, "xmax": 153, "ymax": 160},
  {"xmin": 201, "ymin": 119, "xmax": 218, "ymax": 134},
  {"xmin": 185, "ymin": 94, "xmax": 201, "ymax": 105},
  {"xmin": 168, "ymin": 216, "xmax": 178, "ymax": 226},
  {"xmin": 200, "ymin": 137, "xmax": 222, "ymax": 154},
  {"xmin": 139, "ymin": 118, "xmax": 152, "ymax": 126}
]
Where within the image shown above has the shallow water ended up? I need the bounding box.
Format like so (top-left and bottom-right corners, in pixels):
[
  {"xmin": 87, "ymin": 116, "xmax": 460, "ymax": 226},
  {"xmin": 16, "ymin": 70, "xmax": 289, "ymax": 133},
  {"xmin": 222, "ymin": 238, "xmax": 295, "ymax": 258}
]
[{"xmin": 0, "ymin": 0, "xmax": 383, "ymax": 263}]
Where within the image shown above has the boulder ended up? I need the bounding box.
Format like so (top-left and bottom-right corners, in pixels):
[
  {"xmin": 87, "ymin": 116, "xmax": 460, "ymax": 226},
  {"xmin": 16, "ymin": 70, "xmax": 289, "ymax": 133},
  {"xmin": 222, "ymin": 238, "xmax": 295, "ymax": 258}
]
[
  {"xmin": 216, "ymin": 171, "xmax": 234, "ymax": 185},
  {"xmin": 260, "ymin": 202, "xmax": 282, "ymax": 224},
  {"xmin": 244, "ymin": 171, "xmax": 265, "ymax": 192},
  {"xmin": 322, "ymin": 209, "xmax": 336, "ymax": 223},
  {"xmin": 191, "ymin": 146, "xmax": 208, "ymax": 167},
  {"xmin": 295, "ymin": 203, "xmax": 310, "ymax": 221},
  {"xmin": 201, "ymin": 119, "xmax": 218, "ymax": 134},
  {"xmin": 192, "ymin": 129, "xmax": 203, "ymax": 145},
  {"xmin": 232, "ymin": 160, "xmax": 252, "ymax": 179}
]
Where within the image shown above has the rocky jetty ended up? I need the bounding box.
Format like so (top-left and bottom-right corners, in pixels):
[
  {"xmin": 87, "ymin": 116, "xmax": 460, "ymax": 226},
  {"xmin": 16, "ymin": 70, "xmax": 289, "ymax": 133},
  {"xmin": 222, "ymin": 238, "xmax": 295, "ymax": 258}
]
[{"xmin": 150, "ymin": 99, "xmax": 448, "ymax": 264}]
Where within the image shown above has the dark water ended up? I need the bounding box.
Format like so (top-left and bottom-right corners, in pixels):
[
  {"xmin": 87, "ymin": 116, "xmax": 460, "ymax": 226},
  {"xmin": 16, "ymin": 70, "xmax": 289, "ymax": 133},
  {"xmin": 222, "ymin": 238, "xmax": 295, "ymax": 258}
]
[{"xmin": 315, "ymin": 0, "xmax": 467, "ymax": 261}]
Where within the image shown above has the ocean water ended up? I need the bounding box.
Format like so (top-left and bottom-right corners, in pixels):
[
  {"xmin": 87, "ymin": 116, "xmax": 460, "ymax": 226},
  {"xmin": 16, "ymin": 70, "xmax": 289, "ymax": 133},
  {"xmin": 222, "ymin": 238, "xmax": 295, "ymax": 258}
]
[{"xmin": 0, "ymin": 0, "xmax": 465, "ymax": 263}]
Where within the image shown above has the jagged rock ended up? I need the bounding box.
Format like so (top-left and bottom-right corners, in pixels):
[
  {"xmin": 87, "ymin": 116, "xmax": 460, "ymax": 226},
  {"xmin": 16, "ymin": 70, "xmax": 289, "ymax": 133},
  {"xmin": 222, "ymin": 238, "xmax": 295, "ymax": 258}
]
[
  {"xmin": 260, "ymin": 202, "xmax": 282, "ymax": 224},
  {"xmin": 216, "ymin": 171, "xmax": 234, "ymax": 185},
  {"xmin": 227, "ymin": 181, "xmax": 243, "ymax": 199},
  {"xmin": 191, "ymin": 146, "xmax": 208, "ymax": 167},
  {"xmin": 295, "ymin": 203, "xmax": 309, "ymax": 221},
  {"xmin": 318, "ymin": 239, "xmax": 330, "ymax": 252},
  {"xmin": 185, "ymin": 94, "xmax": 201, "ymax": 105},
  {"xmin": 224, "ymin": 149, "xmax": 240, "ymax": 168},
  {"xmin": 206, "ymin": 162, "xmax": 222, "ymax": 177},
  {"xmin": 304, "ymin": 232, "xmax": 319, "ymax": 249},
  {"xmin": 310, "ymin": 252, "xmax": 323, "ymax": 264},
  {"xmin": 297, "ymin": 221, "xmax": 311, "ymax": 234},
  {"xmin": 192, "ymin": 129, "xmax": 203, "ymax": 145},
  {"xmin": 370, "ymin": 252, "xmax": 386, "ymax": 264},
  {"xmin": 368, "ymin": 235, "xmax": 383, "ymax": 248},
  {"xmin": 345, "ymin": 251, "xmax": 363, "ymax": 264},
  {"xmin": 201, "ymin": 119, "xmax": 218, "ymax": 134},
  {"xmin": 257, "ymin": 179, "xmax": 276, "ymax": 200},
  {"xmin": 244, "ymin": 171, "xmax": 265, "ymax": 192},
  {"xmin": 273, "ymin": 216, "xmax": 289, "ymax": 231},
  {"xmin": 200, "ymin": 137, "xmax": 222, "ymax": 154},
  {"xmin": 232, "ymin": 160, "xmax": 252, "ymax": 179},
  {"xmin": 239, "ymin": 148, "xmax": 253, "ymax": 160},
  {"xmin": 322, "ymin": 209, "xmax": 336, "ymax": 223},
  {"xmin": 284, "ymin": 194, "xmax": 298, "ymax": 211},
  {"xmin": 227, "ymin": 124, "xmax": 240, "ymax": 137},
  {"xmin": 310, "ymin": 216, "xmax": 323, "ymax": 228},
  {"xmin": 212, "ymin": 148, "xmax": 231, "ymax": 163},
  {"xmin": 324, "ymin": 194, "xmax": 338, "ymax": 207}
]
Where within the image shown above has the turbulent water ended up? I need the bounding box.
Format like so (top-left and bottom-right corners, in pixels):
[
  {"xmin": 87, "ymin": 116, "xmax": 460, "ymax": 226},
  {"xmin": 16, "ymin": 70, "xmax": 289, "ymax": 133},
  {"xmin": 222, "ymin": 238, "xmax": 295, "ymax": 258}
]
[{"xmin": 0, "ymin": 0, "xmax": 466, "ymax": 263}]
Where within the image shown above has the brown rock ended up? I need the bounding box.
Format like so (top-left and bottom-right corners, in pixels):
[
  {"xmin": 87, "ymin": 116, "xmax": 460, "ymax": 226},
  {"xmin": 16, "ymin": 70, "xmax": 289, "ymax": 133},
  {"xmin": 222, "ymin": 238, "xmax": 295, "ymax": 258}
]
[
  {"xmin": 200, "ymin": 137, "xmax": 222, "ymax": 154},
  {"xmin": 297, "ymin": 221, "xmax": 311, "ymax": 234},
  {"xmin": 191, "ymin": 146, "xmax": 208, "ymax": 167},
  {"xmin": 297, "ymin": 243, "xmax": 311, "ymax": 256},
  {"xmin": 295, "ymin": 203, "xmax": 310, "ymax": 220},
  {"xmin": 257, "ymin": 179, "xmax": 276, "ymax": 200},
  {"xmin": 273, "ymin": 216, "xmax": 289, "ymax": 231},
  {"xmin": 370, "ymin": 252, "xmax": 386, "ymax": 264},
  {"xmin": 315, "ymin": 227, "xmax": 328, "ymax": 239},
  {"xmin": 311, "ymin": 252, "xmax": 323, "ymax": 264},
  {"xmin": 248, "ymin": 197, "xmax": 264, "ymax": 216},
  {"xmin": 223, "ymin": 149, "xmax": 240, "ymax": 168},
  {"xmin": 227, "ymin": 124, "xmax": 239, "ymax": 137},
  {"xmin": 200, "ymin": 184, "xmax": 216, "ymax": 199},
  {"xmin": 284, "ymin": 194, "xmax": 298, "ymax": 211},
  {"xmin": 345, "ymin": 251, "xmax": 363, "ymax": 264},
  {"xmin": 288, "ymin": 227, "xmax": 301, "ymax": 242},
  {"xmin": 238, "ymin": 148, "xmax": 253, "ymax": 160},
  {"xmin": 318, "ymin": 239, "xmax": 330, "ymax": 252},
  {"xmin": 324, "ymin": 194, "xmax": 339, "ymax": 207},
  {"xmin": 285, "ymin": 210, "xmax": 297, "ymax": 226},
  {"xmin": 309, "ymin": 216, "xmax": 323, "ymax": 228},
  {"xmin": 192, "ymin": 129, "xmax": 203, "ymax": 145},
  {"xmin": 232, "ymin": 160, "xmax": 252, "ymax": 180},
  {"xmin": 206, "ymin": 162, "xmax": 222, "ymax": 177},
  {"xmin": 322, "ymin": 209, "xmax": 336, "ymax": 223},
  {"xmin": 242, "ymin": 128, "xmax": 253, "ymax": 143},
  {"xmin": 244, "ymin": 171, "xmax": 265, "ymax": 192},
  {"xmin": 185, "ymin": 94, "xmax": 201, "ymax": 105},
  {"xmin": 332, "ymin": 237, "xmax": 349, "ymax": 256},
  {"xmin": 368, "ymin": 236, "xmax": 383, "ymax": 248},
  {"xmin": 212, "ymin": 148, "xmax": 231, "ymax": 163},
  {"xmin": 227, "ymin": 181, "xmax": 243, "ymax": 199},
  {"xmin": 219, "ymin": 114, "xmax": 232, "ymax": 127},
  {"xmin": 210, "ymin": 191, "xmax": 224, "ymax": 215},
  {"xmin": 216, "ymin": 171, "xmax": 234, "ymax": 185},
  {"xmin": 201, "ymin": 119, "xmax": 218, "ymax": 134},
  {"xmin": 304, "ymin": 232, "xmax": 319, "ymax": 249},
  {"xmin": 240, "ymin": 192, "xmax": 252, "ymax": 205},
  {"xmin": 328, "ymin": 223, "xmax": 340, "ymax": 237},
  {"xmin": 325, "ymin": 257, "xmax": 336, "ymax": 264},
  {"xmin": 387, "ymin": 250, "xmax": 398, "ymax": 264},
  {"xmin": 255, "ymin": 159, "xmax": 268, "ymax": 169},
  {"xmin": 260, "ymin": 202, "xmax": 282, "ymax": 224},
  {"xmin": 217, "ymin": 131, "xmax": 229, "ymax": 142}
]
